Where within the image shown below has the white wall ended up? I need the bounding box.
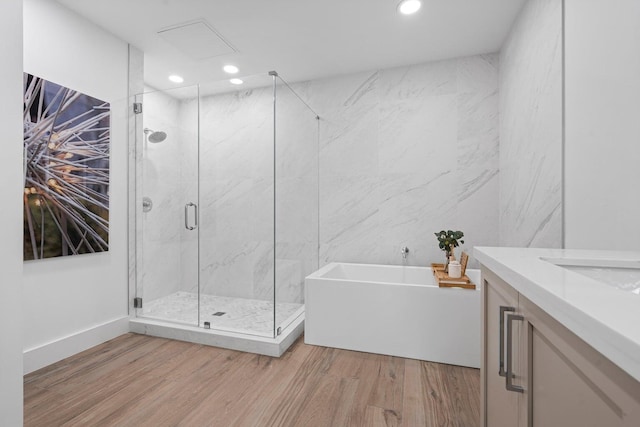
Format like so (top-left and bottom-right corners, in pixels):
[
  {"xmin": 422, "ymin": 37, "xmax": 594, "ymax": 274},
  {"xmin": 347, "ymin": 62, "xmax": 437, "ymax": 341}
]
[
  {"xmin": 565, "ymin": 0, "xmax": 640, "ymax": 250},
  {"xmin": 499, "ymin": 0, "xmax": 563, "ymax": 248},
  {"xmin": 23, "ymin": 0, "xmax": 129, "ymax": 373},
  {"xmin": 0, "ymin": 0, "xmax": 24, "ymax": 423}
]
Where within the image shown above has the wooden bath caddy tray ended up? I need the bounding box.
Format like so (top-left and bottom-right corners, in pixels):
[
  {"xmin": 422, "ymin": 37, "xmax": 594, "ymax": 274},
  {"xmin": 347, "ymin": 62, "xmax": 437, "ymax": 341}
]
[{"xmin": 431, "ymin": 263, "xmax": 476, "ymax": 290}]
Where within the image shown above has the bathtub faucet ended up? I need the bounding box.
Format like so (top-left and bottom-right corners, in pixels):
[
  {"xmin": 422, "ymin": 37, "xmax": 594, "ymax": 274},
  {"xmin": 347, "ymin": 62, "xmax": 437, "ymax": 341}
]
[{"xmin": 401, "ymin": 246, "xmax": 409, "ymax": 260}]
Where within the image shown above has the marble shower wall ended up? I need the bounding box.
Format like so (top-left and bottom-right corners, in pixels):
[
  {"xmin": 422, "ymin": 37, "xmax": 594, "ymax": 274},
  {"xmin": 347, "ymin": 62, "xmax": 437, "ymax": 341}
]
[
  {"xmin": 139, "ymin": 86, "xmax": 200, "ymax": 301},
  {"xmin": 177, "ymin": 96, "xmax": 199, "ymax": 296},
  {"xmin": 196, "ymin": 87, "xmax": 275, "ymax": 301},
  {"xmin": 307, "ymin": 54, "xmax": 500, "ymax": 267},
  {"xmin": 274, "ymin": 81, "xmax": 319, "ymax": 305},
  {"xmin": 181, "ymin": 83, "xmax": 319, "ymax": 304},
  {"xmin": 139, "ymin": 83, "xmax": 319, "ymax": 305},
  {"xmin": 499, "ymin": 0, "xmax": 563, "ymax": 248}
]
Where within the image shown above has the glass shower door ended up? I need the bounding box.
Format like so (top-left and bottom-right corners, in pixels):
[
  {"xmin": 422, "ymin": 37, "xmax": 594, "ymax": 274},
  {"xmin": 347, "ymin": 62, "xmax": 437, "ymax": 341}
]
[
  {"xmin": 135, "ymin": 85, "xmax": 200, "ymax": 327},
  {"xmin": 197, "ymin": 75, "xmax": 276, "ymax": 337}
]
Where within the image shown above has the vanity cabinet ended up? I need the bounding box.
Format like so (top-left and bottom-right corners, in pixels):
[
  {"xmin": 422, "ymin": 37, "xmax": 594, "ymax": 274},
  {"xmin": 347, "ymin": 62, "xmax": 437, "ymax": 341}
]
[{"xmin": 481, "ymin": 268, "xmax": 640, "ymax": 427}]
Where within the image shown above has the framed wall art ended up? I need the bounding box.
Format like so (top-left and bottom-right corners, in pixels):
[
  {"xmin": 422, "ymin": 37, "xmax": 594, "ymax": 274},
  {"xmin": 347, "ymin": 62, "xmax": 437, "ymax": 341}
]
[{"xmin": 23, "ymin": 73, "xmax": 110, "ymax": 260}]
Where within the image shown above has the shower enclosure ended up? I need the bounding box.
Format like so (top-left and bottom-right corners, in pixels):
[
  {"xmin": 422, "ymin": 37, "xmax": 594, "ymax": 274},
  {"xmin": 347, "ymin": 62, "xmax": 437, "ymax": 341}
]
[{"xmin": 129, "ymin": 72, "xmax": 319, "ymax": 355}]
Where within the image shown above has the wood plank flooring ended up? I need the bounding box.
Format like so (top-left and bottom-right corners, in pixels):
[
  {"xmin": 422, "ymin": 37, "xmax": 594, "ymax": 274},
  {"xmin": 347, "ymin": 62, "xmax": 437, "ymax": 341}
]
[{"xmin": 24, "ymin": 333, "xmax": 480, "ymax": 427}]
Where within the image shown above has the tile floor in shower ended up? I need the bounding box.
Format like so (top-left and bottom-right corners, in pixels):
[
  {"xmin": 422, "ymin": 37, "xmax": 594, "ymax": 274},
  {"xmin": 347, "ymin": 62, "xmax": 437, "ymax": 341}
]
[{"xmin": 140, "ymin": 292, "xmax": 304, "ymax": 337}]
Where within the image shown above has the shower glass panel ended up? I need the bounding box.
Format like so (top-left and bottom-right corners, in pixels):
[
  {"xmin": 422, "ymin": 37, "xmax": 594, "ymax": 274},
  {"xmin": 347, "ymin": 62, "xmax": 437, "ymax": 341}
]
[
  {"xmin": 197, "ymin": 74, "xmax": 277, "ymax": 337},
  {"xmin": 135, "ymin": 84, "xmax": 200, "ymax": 326},
  {"xmin": 274, "ymin": 76, "xmax": 319, "ymax": 334}
]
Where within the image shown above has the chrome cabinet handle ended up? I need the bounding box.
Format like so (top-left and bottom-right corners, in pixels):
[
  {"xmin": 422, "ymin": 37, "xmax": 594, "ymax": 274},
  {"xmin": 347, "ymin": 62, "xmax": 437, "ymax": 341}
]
[
  {"xmin": 499, "ymin": 306, "xmax": 515, "ymax": 377},
  {"xmin": 506, "ymin": 312, "xmax": 525, "ymax": 393},
  {"xmin": 184, "ymin": 202, "xmax": 197, "ymax": 230}
]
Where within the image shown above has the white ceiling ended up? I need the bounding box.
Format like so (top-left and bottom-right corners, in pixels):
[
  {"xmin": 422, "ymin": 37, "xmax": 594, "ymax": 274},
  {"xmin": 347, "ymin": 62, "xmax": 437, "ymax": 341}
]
[{"xmin": 57, "ymin": 0, "xmax": 526, "ymax": 91}]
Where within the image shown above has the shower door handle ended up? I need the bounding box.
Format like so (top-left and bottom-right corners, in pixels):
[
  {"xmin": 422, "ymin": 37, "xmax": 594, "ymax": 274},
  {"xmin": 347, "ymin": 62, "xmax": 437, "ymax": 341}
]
[{"xmin": 185, "ymin": 202, "xmax": 198, "ymax": 230}]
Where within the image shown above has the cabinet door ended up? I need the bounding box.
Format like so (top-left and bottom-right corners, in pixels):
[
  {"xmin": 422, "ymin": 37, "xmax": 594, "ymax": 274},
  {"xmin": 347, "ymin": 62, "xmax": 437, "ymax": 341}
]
[
  {"xmin": 522, "ymin": 297, "xmax": 640, "ymax": 427},
  {"xmin": 530, "ymin": 327, "xmax": 624, "ymax": 426},
  {"xmin": 483, "ymin": 273, "xmax": 521, "ymax": 427}
]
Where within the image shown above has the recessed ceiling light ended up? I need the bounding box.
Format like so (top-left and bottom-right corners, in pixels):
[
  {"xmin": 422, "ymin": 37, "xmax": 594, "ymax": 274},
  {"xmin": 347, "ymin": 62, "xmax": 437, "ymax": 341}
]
[
  {"xmin": 230, "ymin": 78, "xmax": 243, "ymax": 85},
  {"xmin": 168, "ymin": 74, "xmax": 184, "ymax": 83},
  {"xmin": 398, "ymin": 0, "xmax": 422, "ymax": 15},
  {"xmin": 223, "ymin": 65, "xmax": 239, "ymax": 74}
]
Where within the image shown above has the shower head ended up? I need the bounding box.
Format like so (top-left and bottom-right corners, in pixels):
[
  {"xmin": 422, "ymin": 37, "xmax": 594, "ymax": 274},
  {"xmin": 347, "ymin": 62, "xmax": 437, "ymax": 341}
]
[{"xmin": 144, "ymin": 128, "xmax": 167, "ymax": 143}]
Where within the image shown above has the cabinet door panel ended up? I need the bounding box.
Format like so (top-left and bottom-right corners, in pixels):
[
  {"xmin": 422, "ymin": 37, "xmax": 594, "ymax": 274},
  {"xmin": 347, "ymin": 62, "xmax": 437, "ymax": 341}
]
[
  {"xmin": 485, "ymin": 282, "xmax": 520, "ymax": 427},
  {"xmin": 531, "ymin": 328, "xmax": 624, "ymax": 427}
]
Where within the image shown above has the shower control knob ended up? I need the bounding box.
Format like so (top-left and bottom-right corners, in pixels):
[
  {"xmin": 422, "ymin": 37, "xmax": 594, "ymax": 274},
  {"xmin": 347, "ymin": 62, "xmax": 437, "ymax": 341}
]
[
  {"xmin": 142, "ymin": 197, "xmax": 153, "ymax": 213},
  {"xmin": 401, "ymin": 246, "xmax": 409, "ymax": 259}
]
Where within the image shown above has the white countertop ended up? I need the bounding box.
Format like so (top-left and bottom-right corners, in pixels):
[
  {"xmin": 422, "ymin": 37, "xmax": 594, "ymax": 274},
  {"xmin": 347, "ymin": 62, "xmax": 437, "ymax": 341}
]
[{"xmin": 474, "ymin": 247, "xmax": 640, "ymax": 382}]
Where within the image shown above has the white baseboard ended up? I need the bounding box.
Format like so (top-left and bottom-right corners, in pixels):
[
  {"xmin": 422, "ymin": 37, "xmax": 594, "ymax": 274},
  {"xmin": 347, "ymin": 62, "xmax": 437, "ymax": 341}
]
[{"xmin": 23, "ymin": 316, "xmax": 129, "ymax": 375}]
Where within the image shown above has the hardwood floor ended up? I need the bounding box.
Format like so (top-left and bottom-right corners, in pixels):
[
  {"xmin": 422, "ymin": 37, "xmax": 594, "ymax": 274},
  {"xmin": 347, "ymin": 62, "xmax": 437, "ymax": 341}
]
[{"xmin": 24, "ymin": 333, "xmax": 480, "ymax": 427}]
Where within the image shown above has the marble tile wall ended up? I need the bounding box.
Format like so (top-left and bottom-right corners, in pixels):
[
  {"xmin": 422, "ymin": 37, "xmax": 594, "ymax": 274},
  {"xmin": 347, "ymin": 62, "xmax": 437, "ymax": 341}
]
[
  {"xmin": 273, "ymin": 81, "xmax": 319, "ymax": 304},
  {"xmin": 139, "ymin": 87, "xmax": 193, "ymax": 301},
  {"xmin": 196, "ymin": 87, "xmax": 275, "ymax": 301},
  {"xmin": 499, "ymin": 0, "xmax": 563, "ymax": 248},
  {"xmin": 177, "ymin": 84, "xmax": 319, "ymax": 304},
  {"xmin": 177, "ymin": 96, "xmax": 199, "ymax": 296},
  {"xmin": 307, "ymin": 54, "xmax": 500, "ymax": 267}
]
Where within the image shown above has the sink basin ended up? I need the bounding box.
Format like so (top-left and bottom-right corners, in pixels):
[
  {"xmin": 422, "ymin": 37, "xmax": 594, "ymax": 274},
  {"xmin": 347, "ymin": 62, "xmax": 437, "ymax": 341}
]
[{"xmin": 542, "ymin": 257, "xmax": 640, "ymax": 295}]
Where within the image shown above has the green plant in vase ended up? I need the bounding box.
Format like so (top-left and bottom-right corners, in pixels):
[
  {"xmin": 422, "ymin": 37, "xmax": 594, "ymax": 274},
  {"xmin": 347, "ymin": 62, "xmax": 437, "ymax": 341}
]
[{"xmin": 434, "ymin": 230, "xmax": 464, "ymax": 271}]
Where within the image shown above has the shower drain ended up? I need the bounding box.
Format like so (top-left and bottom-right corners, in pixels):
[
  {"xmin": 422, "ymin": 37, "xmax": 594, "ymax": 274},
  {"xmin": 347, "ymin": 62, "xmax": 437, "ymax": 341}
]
[{"xmin": 212, "ymin": 312, "xmax": 226, "ymax": 316}]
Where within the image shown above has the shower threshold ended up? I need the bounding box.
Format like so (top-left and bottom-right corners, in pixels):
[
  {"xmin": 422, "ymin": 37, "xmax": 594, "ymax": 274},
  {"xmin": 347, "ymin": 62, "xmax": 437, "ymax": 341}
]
[{"xmin": 130, "ymin": 292, "xmax": 304, "ymax": 357}]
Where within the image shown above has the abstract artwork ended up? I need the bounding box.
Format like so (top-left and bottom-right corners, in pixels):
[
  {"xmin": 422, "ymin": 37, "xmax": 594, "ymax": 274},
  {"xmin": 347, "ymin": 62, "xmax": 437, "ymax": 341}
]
[{"xmin": 23, "ymin": 73, "xmax": 110, "ymax": 260}]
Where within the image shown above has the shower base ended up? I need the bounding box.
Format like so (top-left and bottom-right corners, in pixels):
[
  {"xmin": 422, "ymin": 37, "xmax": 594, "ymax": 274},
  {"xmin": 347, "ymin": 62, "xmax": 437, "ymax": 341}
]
[
  {"xmin": 141, "ymin": 292, "xmax": 302, "ymax": 337},
  {"xmin": 129, "ymin": 292, "xmax": 305, "ymax": 357}
]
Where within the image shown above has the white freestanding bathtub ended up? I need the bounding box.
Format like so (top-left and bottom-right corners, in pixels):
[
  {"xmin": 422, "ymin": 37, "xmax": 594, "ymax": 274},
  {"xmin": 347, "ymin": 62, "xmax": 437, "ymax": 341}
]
[{"xmin": 304, "ymin": 262, "xmax": 480, "ymax": 368}]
